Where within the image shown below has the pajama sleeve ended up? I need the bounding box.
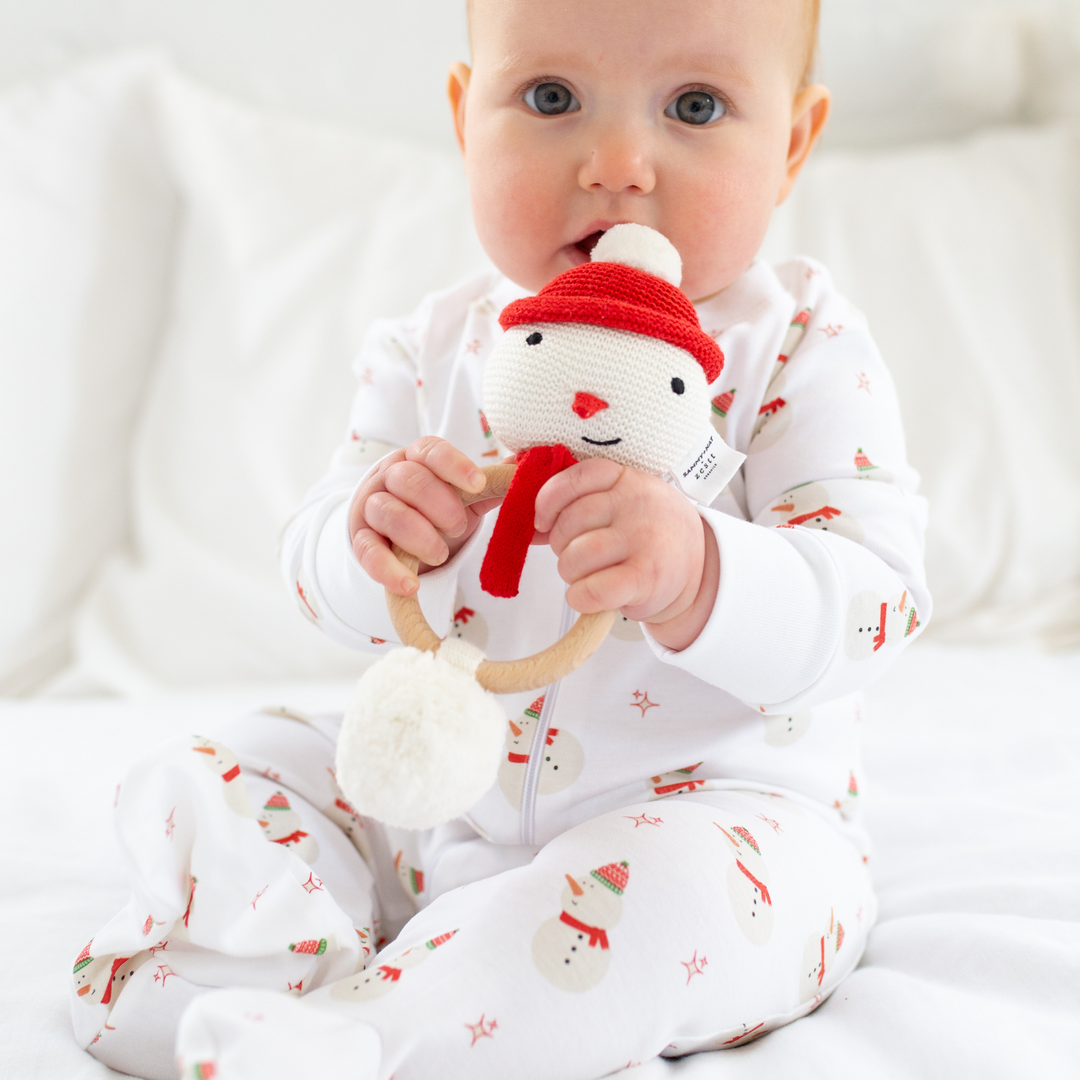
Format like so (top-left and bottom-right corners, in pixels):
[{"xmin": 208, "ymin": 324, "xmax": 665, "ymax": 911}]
[
  {"xmin": 279, "ymin": 311, "xmax": 470, "ymax": 652},
  {"xmin": 647, "ymin": 287, "xmax": 931, "ymax": 712}
]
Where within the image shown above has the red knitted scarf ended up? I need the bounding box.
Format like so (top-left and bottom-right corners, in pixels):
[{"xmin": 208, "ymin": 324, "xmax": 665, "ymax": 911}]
[{"xmin": 480, "ymin": 444, "xmax": 577, "ymax": 598}]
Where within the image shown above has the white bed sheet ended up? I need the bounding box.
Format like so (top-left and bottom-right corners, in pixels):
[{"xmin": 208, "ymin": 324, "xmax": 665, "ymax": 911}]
[{"xmin": 3, "ymin": 641, "xmax": 1078, "ymax": 1079}]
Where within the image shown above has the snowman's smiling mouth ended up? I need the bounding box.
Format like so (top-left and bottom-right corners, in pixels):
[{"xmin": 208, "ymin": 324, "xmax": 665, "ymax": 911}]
[{"xmin": 581, "ymin": 436, "xmax": 622, "ymax": 446}]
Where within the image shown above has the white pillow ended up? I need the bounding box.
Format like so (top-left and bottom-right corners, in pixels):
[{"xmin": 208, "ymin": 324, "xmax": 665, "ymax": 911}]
[
  {"xmin": 0, "ymin": 53, "xmax": 176, "ymax": 694},
  {"xmin": 67, "ymin": 66, "xmax": 490, "ymax": 692},
  {"xmin": 762, "ymin": 122, "xmax": 1080, "ymax": 647}
]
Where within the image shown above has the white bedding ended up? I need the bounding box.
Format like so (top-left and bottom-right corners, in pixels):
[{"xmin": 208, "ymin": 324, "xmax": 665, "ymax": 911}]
[{"xmin": 3, "ymin": 641, "xmax": 1077, "ymax": 1079}]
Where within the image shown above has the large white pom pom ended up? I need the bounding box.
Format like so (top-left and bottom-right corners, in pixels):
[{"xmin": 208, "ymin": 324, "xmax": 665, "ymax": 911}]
[
  {"xmin": 591, "ymin": 223, "xmax": 682, "ymax": 287},
  {"xmin": 336, "ymin": 646, "xmax": 506, "ymax": 830}
]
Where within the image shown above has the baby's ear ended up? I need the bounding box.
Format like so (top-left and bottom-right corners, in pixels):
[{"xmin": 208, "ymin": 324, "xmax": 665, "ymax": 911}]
[
  {"xmin": 447, "ymin": 62, "xmax": 472, "ymax": 154},
  {"xmin": 778, "ymin": 84, "xmax": 831, "ymax": 205}
]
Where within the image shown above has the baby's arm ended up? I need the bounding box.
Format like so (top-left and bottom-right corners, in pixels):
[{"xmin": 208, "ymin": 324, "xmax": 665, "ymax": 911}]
[
  {"xmin": 281, "ymin": 316, "xmax": 488, "ymax": 650},
  {"xmin": 535, "ymin": 282, "xmax": 930, "ymax": 712}
]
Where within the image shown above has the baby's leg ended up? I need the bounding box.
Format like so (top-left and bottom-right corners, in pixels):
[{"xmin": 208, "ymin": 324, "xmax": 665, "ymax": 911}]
[
  {"xmin": 177, "ymin": 792, "xmax": 874, "ymax": 1079},
  {"xmin": 72, "ymin": 713, "xmax": 377, "ymax": 1080}
]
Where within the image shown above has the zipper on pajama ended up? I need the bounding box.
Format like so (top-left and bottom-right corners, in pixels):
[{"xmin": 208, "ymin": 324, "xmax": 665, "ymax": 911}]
[{"xmin": 519, "ymin": 599, "xmax": 575, "ymax": 846}]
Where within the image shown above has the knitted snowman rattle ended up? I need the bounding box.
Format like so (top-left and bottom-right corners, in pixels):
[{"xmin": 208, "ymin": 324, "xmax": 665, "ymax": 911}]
[{"xmin": 336, "ymin": 224, "xmax": 744, "ymax": 829}]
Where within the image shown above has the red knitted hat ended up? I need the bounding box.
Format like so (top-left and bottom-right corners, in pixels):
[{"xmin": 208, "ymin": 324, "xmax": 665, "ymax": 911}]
[
  {"xmin": 590, "ymin": 860, "xmax": 630, "ymax": 895},
  {"xmin": 499, "ymin": 225, "xmax": 723, "ymax": 383}
]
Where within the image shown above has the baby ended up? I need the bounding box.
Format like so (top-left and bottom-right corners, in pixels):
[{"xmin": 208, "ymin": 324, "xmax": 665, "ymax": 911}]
[{"xmin": 72, "ymin": 2, "xmax": 931, "ymax": 1078}]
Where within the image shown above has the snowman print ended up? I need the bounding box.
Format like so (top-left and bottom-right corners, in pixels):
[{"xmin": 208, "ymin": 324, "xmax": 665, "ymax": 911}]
[
  {"xmin": 763, "ymin": 711, "xmax": 812, "ymax": 747},
  {"xmin": 191, "ymin": 737, "xmax": 253, "ymax": 817},
  {"xmin": 330, "ymin": 932, "xmax": 456, "ymax": 1002},
  {"xmin": 449, "ymin": 588, "xmax": 488, "ymax": 649},
  {"xmin": 799, "ymin": 909, "xmax": 844, "ymax": 1004},
  {"xmin": 394, "ymin": 849, "xmax": 424, "ymax": 898},
  {"xmin": 647, "ymin": 762, "xmax": 713, "ymax": 801},
  {"xmin": 532, "ymin": 861, "xmax": 629, "ymax": 992},
  {"xmin": 717, "ymin": 825, "xmax": 774, "ymax": 945},
  {"xmin": 73, "ymin": 944, "xmax": 151, "ymax": 1010},
  {"xmin": 748, "ymin": 373, "xmax": 792, "ymax": 454},
  {"xmin": 258, "ymin": 790, "xmax": 319, "ymax": 864},
  {"xmin": 844, "ymin": 589, "xmax": 918, "ymax": 660},
  {"xmin": 322, "ymin": 771, "xmax": 374, "ymax": 865},
  {"xmin": 498, "ymin": 697, "xmax": 584, "ymax": 810},
  {"xmin": 768, "ymin": 483, "xmax": 864, "ymax": 544}
]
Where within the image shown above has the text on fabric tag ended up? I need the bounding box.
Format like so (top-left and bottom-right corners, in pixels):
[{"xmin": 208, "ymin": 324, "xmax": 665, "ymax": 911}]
[{"xmin": 670, "ymin": 428, "xmax": 745, "ymax": 505}]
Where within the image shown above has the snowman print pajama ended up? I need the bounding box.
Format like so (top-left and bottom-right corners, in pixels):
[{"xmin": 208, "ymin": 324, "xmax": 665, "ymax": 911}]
[{"xmin": 74, "ymin": 257, "xmax": 930, "ymax": 1079}]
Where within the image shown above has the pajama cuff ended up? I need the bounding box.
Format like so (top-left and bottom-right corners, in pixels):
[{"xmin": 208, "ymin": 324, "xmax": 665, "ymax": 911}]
[{"xmin": 643, "ymin": 508, "xmax": 842, "ymax": 709}]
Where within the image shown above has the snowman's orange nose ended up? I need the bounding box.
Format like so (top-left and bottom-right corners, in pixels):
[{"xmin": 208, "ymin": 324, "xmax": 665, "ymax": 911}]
[{"xmin": 573, "ymin": 392, "xmax": 608, "ymax": 419}]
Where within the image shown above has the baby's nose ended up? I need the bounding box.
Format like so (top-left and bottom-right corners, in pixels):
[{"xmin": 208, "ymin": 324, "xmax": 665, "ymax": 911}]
[{"xmin": 572, "ymin": 392, "xmax": 609, "ymax": 419}]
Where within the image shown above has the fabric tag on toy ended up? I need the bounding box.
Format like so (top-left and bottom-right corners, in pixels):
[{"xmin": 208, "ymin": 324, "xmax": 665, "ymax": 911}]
[{"xmin": 669, "ymin": 427, "xmax": 745, "ymax": 505}]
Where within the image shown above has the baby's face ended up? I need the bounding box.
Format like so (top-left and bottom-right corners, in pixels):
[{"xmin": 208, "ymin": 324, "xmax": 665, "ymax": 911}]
[{"xmin": 454, "ymin": 0, "xmax": 824, "ymax": 300}]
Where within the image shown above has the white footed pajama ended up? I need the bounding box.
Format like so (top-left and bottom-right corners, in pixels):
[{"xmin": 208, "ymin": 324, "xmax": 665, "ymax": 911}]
[
  {"xmin": 75, "ymin": 710, "xmax": 874, "ymax": 1080},
  {"xmin": 72, "ymin": 256, "xmax": 924, "ymax": 1077}
]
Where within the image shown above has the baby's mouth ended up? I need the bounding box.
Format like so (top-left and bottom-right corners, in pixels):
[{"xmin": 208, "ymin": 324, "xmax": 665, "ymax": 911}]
[{"xmin": 575, "ymin": 230, "xmax": 605, "ymax": 258}]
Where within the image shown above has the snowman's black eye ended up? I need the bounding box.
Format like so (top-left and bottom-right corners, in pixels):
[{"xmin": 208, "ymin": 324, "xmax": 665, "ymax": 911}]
[
  {"xmin": 671, "ymin": 377, "xmax": 685, "ymax": 394},
  {"xmin": 526, "ymin": 332, "xmax": 543, "ymax": 346}
]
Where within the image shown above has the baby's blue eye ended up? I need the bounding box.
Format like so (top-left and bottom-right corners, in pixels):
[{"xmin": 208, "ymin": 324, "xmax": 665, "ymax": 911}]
[
  {"xmin": 525, "ymin": 82, "xmax": 580, "ymax": 116},
  {"xmin": 665, "ymin": 91, "xmax": 725, "ymax": 126}
]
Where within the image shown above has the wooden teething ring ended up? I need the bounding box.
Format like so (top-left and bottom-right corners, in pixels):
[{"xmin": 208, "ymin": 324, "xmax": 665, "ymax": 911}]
[{"xmin": 386, "ymin": 463, "xmax": 616, "ymax": 694}]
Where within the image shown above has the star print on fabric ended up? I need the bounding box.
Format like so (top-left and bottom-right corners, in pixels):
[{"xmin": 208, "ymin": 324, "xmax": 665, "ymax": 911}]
[
  {"xmin": 358, "ymin": 367, "xmax": 374, "ymax": 385},
  {"xmin": 148, "ymin": 940, "xmax": 168, "ymax": 956},
  {"xmin": 164, "ymin": 808, "xmax": 176, "ymax": 840},
  {"xmin": 153, "ymin": 964, "xmax": 175, "ymax": 986},
  {"xmin": 465, "ymin": 1014, "xmax": 498, "ymax": 1046},
  {"xmin": 707, "ymin": 328, "xmax": 723, "ymax": 341},
  {"xmin": 464, "ymin": 339, "xmax": 482, "ymax": 355},
  {"xmin": 681, "ymin": 950, "xmax": 709, "ymax": 985},
  {"xmin": 630, "ymin": 690, "xmax": 660, "ymax": 717},
  {"xmin": 261, "ymin": 767, "xmax": 282, "ymax": 782},
  {"xmin": 624, "ymin": 813, "xmax": 664, "ymax": 828},
  {"xmin": 301, "ymin": 873, "xmax": 324, "ymax": 894},
  {"xmin": 756, "ymin": 813, "xmax": 782, "ymax": 834},
  {"xmin": 820, "ymin": 323, "xmax": 844, "ymax": 338},
  {"xmin": 250, "ymin": 886, "xmax": 268, "ymax": 911},
  {"xmin": 856, "ymin": 371, "xmax": 871, "ymax": 393},
  {"xmin": 288, "ymin": 980, "xmax": 303, "ymax": 993},
  {"xmin": 805, "ymin": 266, "xmax": 821, "ymax": 280}
]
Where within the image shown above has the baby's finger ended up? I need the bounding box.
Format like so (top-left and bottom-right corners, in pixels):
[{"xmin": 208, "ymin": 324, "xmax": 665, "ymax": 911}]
[
  {"xmin": 547, "ymin": 491, "xmax": 616, "ymax": 557},
  {"xmin": 534, "ymin": 458, "xmax": 623, "ymax": 533},
  {"xmin": 351, "ymin": 527, "xmax": 418, "ymax": 596},
  {"xmin": 347, "ymin": 448, "xmax": 406, "ymax": 539},
  {"xmin": 364, "ymin": 491, "xmax": 450, "ymax": 568},
  {"xmin": 406, "ymin": 436, "xmax": 486, "ymax": 494},
  {"xmin": 564, "ymin": 563, "xmax": 641, "ymax": 615},
  {"xmin": 383, "ymin": 460, "xmax": 470, "ymax": 538},
  {"xmin": 556, "ymin": 527, "xmax": 628, "ymax": 588}
]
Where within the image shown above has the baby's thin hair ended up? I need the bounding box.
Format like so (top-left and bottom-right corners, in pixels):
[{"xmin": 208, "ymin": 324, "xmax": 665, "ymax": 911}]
[{"xmin": 466, "ymin": 0, "xmax": 821, "ymax": 89}]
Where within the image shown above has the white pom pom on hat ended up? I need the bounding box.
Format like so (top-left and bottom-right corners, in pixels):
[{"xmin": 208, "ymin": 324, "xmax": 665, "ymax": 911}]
[{"xmin": 591, "ymin": 223, "xmax": 683, "ymax": 287}]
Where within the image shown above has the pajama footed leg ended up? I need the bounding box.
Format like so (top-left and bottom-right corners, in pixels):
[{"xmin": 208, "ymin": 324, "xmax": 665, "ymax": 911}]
[
  {"xmin": 175, "ymin": 793, "xmax": 871, "ymax": 1080},
  {"xmin": 72, "ymin": 721, "xmax": 375, "ymax": 1079},
  {"xmin": 178, "ymin": 989, "xmax": 381, "ymax": 1080}
]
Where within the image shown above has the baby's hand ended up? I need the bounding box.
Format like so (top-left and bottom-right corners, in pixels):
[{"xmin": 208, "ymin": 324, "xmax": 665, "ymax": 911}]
[
  {"xmin": 533, "ymin": 458, "xmax": 720, "ymax": 651},
  {"xmin": 349, "ymin": 437, "xmax": 496, "ymax": 596}
]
